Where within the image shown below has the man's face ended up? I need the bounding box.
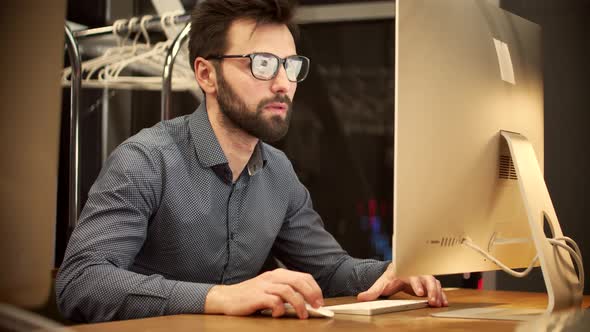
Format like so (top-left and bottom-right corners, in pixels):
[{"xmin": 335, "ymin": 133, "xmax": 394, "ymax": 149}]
[{"xmin": 214, "ymin": 19, "xmax": 298, "ymax": 142}]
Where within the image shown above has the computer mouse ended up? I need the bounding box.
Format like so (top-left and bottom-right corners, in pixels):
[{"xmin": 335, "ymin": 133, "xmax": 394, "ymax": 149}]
[{"xmin": 260, "ymin": 303, "xmax": 335, "ymax": 318}]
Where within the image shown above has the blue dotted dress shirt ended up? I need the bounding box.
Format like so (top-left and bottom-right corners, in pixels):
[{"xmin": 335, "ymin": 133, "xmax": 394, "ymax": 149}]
[{"xmin": 56, "ymin": 102, "xmax": 389, "ymax": 322}]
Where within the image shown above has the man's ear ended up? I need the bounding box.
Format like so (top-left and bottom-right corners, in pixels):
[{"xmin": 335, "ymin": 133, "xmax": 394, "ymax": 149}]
[{"xmin": 194, "ymin": 57, "xmax": 217, "ymax": 95}]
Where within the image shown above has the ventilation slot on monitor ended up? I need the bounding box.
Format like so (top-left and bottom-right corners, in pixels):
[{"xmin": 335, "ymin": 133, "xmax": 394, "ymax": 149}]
[
  {"xmin": 440, "ymin": 237, "xmax": 461, "ymax": 247},
  {"xmin": 499, "ymin": 155, "xmax": 518, "ymax": 180}
]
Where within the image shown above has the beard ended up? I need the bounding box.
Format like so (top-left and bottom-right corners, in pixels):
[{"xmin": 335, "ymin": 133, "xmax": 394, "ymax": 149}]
[{"xmin": 215, "ymin": 70, "xmax": 293, "ymax": 143}]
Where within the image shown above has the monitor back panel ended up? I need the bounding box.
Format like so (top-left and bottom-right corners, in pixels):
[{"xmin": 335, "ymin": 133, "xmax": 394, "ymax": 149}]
[{"xmin": 394, "ymin": 0, "xmax": 543, "ymax": 276}]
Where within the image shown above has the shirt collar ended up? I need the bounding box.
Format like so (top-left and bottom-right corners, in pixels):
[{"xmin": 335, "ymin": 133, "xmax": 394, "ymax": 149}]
[
  {"xmin": 247, "ymin": 140, "xmax": 266, "ymax": 176},
  {"xmin": 189, "ymin": 101, "xmax": 267, "ymax": 176}
]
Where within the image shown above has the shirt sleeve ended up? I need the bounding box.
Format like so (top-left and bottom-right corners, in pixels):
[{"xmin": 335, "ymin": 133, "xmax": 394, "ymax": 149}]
[
  {"xmin": 271, "ymin": 163, "xmax": 390, "ymax": 297},
  {"xmin": 55, "ymin": 142, "xmax": 214, "ymax": 323}
]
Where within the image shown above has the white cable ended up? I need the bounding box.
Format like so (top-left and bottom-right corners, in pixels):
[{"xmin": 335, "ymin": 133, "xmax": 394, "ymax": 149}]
[
  {"xmin": 553, "ymin": 237, "xmax": 583, "ymax": 262},
  {"xmin": 548, "ymin": 237, "xmax": 584, "ymax": 292},
  {"xmin": 461, "ymin": 238, "xmax": 539, "ymax": 278},
  {"xmin": 462, "ymin": 236, "xmax": 585, "ymax": 290}
]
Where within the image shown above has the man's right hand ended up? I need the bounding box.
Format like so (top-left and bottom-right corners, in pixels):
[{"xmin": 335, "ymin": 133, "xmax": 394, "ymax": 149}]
[{"xmin": 204, "ymin": 268, "xmax": 324, "ymax": 319}]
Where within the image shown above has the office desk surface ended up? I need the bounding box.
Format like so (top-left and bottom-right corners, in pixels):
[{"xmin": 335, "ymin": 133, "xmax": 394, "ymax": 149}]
[{"xmin": 70, "ymin": 289, "xmax": 590, "ymax": 332}]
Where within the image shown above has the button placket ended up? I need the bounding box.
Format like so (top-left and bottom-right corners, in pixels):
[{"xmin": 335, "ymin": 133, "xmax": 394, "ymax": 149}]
[{"xmin": 225, "ymin": 180, "xmax": 243, "ymax": 281}]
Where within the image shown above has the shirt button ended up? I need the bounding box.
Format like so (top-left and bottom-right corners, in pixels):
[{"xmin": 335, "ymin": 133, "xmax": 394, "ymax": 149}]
[{"xmin": 230, "ymin": 233, "xmax": 235, "ymax": 240}]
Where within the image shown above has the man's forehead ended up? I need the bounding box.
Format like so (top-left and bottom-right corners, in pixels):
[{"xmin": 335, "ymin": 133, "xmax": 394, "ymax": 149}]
[{"xmin": 225, "ymin": 19, "xmax": 296, "ymax": 55}]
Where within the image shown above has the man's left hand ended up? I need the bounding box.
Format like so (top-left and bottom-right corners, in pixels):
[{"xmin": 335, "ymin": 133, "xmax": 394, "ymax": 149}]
[{"xmin": 357, "ymin": 263, "xmax": 448, "ymax": 307}]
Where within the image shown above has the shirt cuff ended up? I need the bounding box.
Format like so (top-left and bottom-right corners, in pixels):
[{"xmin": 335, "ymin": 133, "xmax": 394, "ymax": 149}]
[
  {"xmin": 327, "ymin": 258, "xmax": 390, "ymax": 296},
  {"xmin": 165, "ymin": 281, "xmax": 215, "ymax": 315}
]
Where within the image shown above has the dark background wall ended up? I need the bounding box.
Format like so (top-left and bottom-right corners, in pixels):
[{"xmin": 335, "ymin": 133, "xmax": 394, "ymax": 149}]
[{"xmin": 495, "ymin": 0, "xmax": 590, "ymax": 294}]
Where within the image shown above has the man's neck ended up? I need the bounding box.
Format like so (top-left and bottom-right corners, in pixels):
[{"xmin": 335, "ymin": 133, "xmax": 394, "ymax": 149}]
[{"xmin": 206, "ymin": 99, "xmax": 258, "ymax": 183}]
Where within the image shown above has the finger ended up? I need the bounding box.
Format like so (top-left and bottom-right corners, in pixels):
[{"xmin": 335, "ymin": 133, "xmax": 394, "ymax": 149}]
[
  {"xmin": 290, "ymin": 271, "xmax": 324, "ymax": 307},
  {"xmin": 435, "ymin": 279, "xmax": 443, "ymax": 307},
  {"xmin": 357, "ymin": 276, "xmax": 387, "ymax": 302},
  {"xmin": 421, "ymin": 276, "xmax": 439, "ymax": 306},
  {"xmin": 407, "ymin": 277, "xmax": 424, "ymax": 297},
  {"xmin": 270, "ymin": 269, "xmax": 323, "ymax": 308},
  {"xmin": 301, "ymin": 273, "xmax": 324, "ymax": 307},
  {"xmin": 441, "ymin": 288, "xmax": 449, "ymax": 307},
  {"xmin": 266, "ymin": 283, "xmax": 308, "ymax": 319},
  {"xmin": 261, "ymin": 294, "xmax": 286, "ymax": 318}
]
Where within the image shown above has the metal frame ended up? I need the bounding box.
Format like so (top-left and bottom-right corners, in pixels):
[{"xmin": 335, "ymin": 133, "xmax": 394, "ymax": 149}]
[
  {"xmin": 64, "ymin": 24, "xmax": 82, "ymax": 230},
  {"xmin": 72, "ymin": 14, "xmax": 191, "ymax": 38},
  {"xmin": 162, "ymin": 22, "xmax": 191, "ymax": 121},
  {"xmin": 64, "ymin": 16, "xmax": 190, "ymax": 228}
]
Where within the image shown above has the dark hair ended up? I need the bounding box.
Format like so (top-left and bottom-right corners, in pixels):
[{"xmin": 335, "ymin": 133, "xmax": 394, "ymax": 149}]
[{"xmin": 188, "ymin": 0, "xmax": 300, "ymax": 69}]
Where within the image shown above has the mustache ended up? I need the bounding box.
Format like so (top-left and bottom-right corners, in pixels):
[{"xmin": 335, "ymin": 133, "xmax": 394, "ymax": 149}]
[{"xmin": 259, "ymin": 94, "xmax": 292, "ymax": 108}]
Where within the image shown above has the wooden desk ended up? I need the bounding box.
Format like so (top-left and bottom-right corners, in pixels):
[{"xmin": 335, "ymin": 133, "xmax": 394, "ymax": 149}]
[{"xmin": 69, "ymin": 289, "xmax": 590, "ymax": 332}]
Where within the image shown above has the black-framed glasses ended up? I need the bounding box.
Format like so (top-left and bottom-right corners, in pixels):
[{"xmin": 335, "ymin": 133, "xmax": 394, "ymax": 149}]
[{"xmin": 206, "ymin": 52, "xmax": 310, "ymax": 82}]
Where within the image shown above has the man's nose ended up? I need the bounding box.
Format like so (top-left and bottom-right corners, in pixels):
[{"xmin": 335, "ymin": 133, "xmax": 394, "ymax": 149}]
[{"xmin": 270, "ymin": 65, "xmax": 292, "ymax": 95}]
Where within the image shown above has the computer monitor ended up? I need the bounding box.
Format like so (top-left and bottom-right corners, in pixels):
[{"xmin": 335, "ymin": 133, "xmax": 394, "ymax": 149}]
[{"xmin": 393, "ymin": 0, "xmax": 583, "ymax": 320}]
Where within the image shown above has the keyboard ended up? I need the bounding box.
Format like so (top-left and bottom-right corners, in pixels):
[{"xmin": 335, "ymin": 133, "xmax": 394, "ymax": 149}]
[{"xmin": 323, "ymin": 299, "xmax": 429, "ymax": 316}]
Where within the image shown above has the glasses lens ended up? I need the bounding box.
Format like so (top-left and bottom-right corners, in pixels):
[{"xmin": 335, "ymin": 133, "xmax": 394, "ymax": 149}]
[
  {"xmin": 251, "ymin": 53, "xmax": 279, "ymax": 80},
  {"xmin": 285, "ymin": 56, "xmax": 310, "ymax": 82}
]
